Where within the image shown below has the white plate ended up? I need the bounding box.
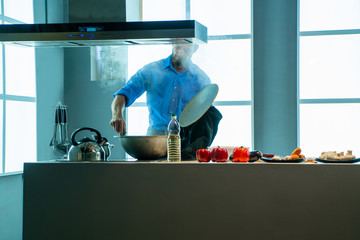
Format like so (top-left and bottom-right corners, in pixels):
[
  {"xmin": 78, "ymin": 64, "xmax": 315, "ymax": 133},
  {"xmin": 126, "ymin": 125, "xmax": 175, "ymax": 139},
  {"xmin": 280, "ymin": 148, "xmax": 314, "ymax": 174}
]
[{"xmin": 315, "ymin": 158, "xmax": 360, "ymax": 163}]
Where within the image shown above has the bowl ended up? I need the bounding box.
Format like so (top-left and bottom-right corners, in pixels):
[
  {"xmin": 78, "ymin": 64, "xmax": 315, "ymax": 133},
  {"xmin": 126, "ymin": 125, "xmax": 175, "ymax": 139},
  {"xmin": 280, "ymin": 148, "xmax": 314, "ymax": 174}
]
[{"xmin": 118, "ymin": 135, "xmax": 167, "ymax": 160}]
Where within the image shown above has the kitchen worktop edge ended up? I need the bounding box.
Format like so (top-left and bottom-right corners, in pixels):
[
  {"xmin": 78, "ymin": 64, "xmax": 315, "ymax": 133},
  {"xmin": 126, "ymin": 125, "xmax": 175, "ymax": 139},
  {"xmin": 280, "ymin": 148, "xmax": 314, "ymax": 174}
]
[{"xmin": 28, "ymin": 160, "xmax": 360, "ymax": 166}]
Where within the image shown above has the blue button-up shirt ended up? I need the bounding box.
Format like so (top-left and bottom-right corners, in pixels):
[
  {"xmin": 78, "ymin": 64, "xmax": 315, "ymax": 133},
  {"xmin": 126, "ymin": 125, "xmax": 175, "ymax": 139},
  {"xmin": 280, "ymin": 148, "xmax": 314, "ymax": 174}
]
[{"xmin": 113, "ymin": 55, "xmax": 211, "ymax": 131}]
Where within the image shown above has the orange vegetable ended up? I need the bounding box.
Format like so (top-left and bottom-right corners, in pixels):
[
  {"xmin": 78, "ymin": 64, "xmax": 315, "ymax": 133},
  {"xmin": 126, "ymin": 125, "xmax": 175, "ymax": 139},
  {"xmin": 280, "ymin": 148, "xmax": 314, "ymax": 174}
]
[
  {"xmin": 285, "ymin": 154, "xmax": 300, "ymax": 160},
  {"xmin": 299, "ymin": 154, "xmax": 305, "ymax": 159},
  {"xmin": 304, "ymin": 159, "xmax": 315, "ymax": 163},
  {"xmin": 291, "ymin": 147, "xmax": 301, "ymax": 156},
  {"xmin": 233, "ymin": 146, "xmax": 250, "ymax": 163}
]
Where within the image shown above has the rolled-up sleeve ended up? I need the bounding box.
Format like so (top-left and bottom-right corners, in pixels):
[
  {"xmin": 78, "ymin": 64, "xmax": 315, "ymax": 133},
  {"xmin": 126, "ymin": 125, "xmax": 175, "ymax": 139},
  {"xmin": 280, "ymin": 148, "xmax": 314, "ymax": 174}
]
[{"xmin": 113, "ymin": 70, "xmax": 146, "ymax": 107}]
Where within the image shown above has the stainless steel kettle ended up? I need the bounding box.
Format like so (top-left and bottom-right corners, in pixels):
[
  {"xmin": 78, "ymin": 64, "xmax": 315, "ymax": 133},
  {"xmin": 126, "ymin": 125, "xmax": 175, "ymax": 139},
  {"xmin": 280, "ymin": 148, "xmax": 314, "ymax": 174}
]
[
  {"xmin": 93, "ymin": 136, "xmax": 114, "ymax": 160},
  {"xmin": 67, "ymin": 127, "xmax": 106, "ymax": 161}
]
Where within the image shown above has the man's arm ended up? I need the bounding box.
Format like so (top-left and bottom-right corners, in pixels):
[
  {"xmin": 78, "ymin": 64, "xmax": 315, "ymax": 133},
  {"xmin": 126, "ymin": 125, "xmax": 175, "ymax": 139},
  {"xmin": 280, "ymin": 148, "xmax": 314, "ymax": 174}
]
[{"xmin": 110, "ymin": 94, "xmax": 127, "ymax": 136}]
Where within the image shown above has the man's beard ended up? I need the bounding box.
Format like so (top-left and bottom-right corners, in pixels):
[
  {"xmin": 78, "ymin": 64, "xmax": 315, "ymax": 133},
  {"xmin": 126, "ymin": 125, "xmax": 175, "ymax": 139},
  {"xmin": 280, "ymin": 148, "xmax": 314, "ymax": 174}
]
[{"xmin": 172, "ymin": 55, "xmax": 189, "ymax": 69}]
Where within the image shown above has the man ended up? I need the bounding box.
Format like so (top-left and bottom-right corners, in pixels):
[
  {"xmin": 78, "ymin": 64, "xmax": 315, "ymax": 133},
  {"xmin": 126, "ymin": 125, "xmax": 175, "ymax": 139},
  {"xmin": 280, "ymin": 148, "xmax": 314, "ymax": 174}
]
[{"xmin": 110, "ymin": 43, "xmax": 222, "ymax": 159}]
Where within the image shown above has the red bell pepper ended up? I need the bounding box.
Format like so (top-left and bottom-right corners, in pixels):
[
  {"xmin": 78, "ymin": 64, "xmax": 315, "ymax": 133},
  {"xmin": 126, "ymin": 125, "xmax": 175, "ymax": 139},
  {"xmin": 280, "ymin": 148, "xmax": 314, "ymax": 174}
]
[
  {"xmin": 211, "ymin": 147, "xmax": 229, "ymax": 162},
  {"xmin": 233, "ymin": 146, "xmax": 250, "ymax": 163},
  {"xmin": 196, "ymin": 149, "xmax": 211, "ymax": 162}
]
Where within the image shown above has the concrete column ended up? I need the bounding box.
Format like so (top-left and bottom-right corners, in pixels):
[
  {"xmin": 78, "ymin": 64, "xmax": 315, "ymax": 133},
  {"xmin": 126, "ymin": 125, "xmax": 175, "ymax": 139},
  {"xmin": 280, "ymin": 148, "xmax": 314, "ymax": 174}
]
[{"xmin": 253, "ymin": 0, "xmax": 298, "ymax": 155}]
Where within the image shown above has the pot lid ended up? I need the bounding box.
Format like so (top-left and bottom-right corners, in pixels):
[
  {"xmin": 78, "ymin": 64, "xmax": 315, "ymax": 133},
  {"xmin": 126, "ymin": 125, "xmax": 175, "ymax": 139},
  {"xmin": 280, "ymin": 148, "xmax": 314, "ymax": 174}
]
[{"xmin": 179, "ymin": 84, "xmax": 219, "ymax": 127}]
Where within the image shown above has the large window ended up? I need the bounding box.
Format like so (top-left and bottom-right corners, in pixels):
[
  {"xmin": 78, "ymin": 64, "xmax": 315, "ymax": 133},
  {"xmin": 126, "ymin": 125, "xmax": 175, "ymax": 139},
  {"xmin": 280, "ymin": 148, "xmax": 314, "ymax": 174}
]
[
  {"xmin": 299, "ymin": 0, "xmax": 360, "ymax": 157},
  {"xmin": 0, "ymin": 0, "xmax": 36, "ymax": 173},
  {"xmin": 127, "ymin": 0, "xmax": 252, "ymax": 148}
]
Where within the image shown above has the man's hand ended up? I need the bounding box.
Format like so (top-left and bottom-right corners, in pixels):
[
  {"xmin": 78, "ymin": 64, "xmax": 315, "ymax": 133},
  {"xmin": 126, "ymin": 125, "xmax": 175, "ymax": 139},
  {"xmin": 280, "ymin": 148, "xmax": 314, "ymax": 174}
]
[{"xmin": 110, "ymin": 95, "xmax": 127, "ymax": 136}]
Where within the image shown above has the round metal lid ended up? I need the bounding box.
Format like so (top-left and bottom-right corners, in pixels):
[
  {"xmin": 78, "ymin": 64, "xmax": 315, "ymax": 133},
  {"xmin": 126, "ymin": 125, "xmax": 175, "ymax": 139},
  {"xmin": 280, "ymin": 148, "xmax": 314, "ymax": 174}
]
[{"xmin": 179, "ymin": 84, "xmax": 219, "ymax": 127}]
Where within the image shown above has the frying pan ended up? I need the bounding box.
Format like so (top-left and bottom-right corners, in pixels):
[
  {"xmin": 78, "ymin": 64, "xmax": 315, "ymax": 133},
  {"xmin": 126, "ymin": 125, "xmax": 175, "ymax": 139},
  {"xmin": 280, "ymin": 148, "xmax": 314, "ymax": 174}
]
[{"xmin": 179, "ymin": 84, "xmax": 219, "ymax": 127}]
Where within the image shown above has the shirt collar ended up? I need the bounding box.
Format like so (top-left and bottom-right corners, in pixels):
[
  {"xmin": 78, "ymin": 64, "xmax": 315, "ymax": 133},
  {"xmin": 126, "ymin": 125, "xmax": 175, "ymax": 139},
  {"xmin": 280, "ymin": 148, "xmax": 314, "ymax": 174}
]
[{"xmin": 161, "ymin": 55, "xmax": 172, "ymax": 70}]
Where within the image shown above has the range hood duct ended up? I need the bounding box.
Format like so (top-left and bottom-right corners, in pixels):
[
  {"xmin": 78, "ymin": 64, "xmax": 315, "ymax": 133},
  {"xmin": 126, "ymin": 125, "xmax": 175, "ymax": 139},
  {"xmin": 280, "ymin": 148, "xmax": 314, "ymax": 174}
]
[{"xmin": 0, "ymin": 20, "xmax": 207, "ymax": 47}]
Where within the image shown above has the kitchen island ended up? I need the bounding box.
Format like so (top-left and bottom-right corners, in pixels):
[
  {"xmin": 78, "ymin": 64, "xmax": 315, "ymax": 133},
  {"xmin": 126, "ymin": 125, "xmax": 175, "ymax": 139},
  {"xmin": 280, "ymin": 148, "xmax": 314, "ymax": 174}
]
[{"xmin": 23, "ymin": 161, "xmax": 360, "ymax": 240}]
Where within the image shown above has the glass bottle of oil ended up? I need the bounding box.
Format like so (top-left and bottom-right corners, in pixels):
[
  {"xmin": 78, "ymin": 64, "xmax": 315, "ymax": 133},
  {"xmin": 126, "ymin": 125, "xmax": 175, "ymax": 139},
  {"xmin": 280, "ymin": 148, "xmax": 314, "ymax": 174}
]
[{"xmin": 167, "ymin": 114, "xmax": 181, "ymax": 162}]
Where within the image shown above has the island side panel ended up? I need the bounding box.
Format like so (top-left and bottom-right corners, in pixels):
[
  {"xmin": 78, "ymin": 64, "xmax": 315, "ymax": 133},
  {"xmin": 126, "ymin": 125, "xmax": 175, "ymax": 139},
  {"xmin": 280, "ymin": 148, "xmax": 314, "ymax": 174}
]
[{"xmin": 23, "ymin": 162, "xmax": 360, "ymax": 240}]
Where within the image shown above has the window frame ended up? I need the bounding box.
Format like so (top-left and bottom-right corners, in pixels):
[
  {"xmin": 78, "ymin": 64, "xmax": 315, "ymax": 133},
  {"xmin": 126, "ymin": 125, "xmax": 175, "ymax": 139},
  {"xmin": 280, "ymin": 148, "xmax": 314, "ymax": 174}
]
[
  {"xmin": 298, "ymin": 4, "xmax": 360, "ymax": 147},
  {"xmin": 0, "ymin": 0, "xmax": 36, "ymax": 174}
]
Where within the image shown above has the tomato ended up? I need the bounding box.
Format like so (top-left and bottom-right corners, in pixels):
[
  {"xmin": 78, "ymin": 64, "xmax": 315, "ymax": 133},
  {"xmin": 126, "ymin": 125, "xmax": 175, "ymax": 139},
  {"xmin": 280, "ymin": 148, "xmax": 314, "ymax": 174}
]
[
  {"xmin": 233, "ymin": 147, "xmax": 250, "ymax": 163},
  {"xmin": 211, "ymin": 147, "xmax": 228, "ymax": 162},
  {"xmin": 196, "ymin": 149, "xmax": 211, "ymax": 162}
]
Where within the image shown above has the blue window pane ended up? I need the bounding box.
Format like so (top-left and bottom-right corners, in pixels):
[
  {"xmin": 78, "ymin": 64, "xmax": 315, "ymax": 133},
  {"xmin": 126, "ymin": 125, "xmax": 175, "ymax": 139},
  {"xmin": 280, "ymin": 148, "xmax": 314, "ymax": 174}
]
[
  {"xmin": 5, "ymin": 45, "xmax": 36, "ymax": 97},
  {"xmin": 211, "ymin": 105, "xmax": 252, "ymax": 148},
  {"xmin": 300, "ymin": 34, "xmax": 360, "ymax": 99},
  {"xmin": 191, "ymin": 0, "xmax": 251, "ymax": 35},
  {"xmin": 0, "ymin": 101, "xmax": 2, "ymax": 173},
  {"xmin": 300, "ymin": 103, "xmax": 360, "ymax": 158},
  {"xmin": 142, "ymin": 0, "xmax": 185, "ymax": 21},
  {"xmin": 5, "ymin": 101, "xmax": 36, "ymax": 172},
  {"xmin": 300, "ymin": 0, "xmax": 360, "ymax": 31},
  {"xmin": 127, "ymin": 106, "xmax": 149, "ymax": 136},
  {"xmin": 0, "ymin": 45, "xmax": 3, "ymax": 94},
  {"xmin": 193, "ymin": 39, "xmax": 251, "ymax": 101},
  {"xmin": 4, "ymin": 0, "xmax": 34, "ymax": 23}
]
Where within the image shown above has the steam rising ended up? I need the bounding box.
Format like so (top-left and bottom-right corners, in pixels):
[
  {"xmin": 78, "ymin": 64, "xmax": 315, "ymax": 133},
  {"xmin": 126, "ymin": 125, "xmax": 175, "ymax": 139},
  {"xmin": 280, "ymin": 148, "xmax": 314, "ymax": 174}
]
[{"xmin": 90, "ymin": 46, "xmax": 127, "ymax": 92}]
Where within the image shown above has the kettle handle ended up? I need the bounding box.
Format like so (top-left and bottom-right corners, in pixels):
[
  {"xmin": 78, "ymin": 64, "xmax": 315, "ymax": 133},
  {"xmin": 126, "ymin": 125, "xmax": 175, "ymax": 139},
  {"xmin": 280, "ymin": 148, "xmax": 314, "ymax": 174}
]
[{"xmin": 71, "ymin": 127, "xmax": 102, "ymax": 146}]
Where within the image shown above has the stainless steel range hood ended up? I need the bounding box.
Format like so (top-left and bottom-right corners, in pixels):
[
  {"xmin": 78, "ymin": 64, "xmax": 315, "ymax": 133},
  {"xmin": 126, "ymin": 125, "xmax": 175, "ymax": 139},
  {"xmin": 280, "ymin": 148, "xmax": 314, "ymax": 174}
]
[{"xmin": 0, "ymin": 20, "xmax": 207, "ymax": 47}]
